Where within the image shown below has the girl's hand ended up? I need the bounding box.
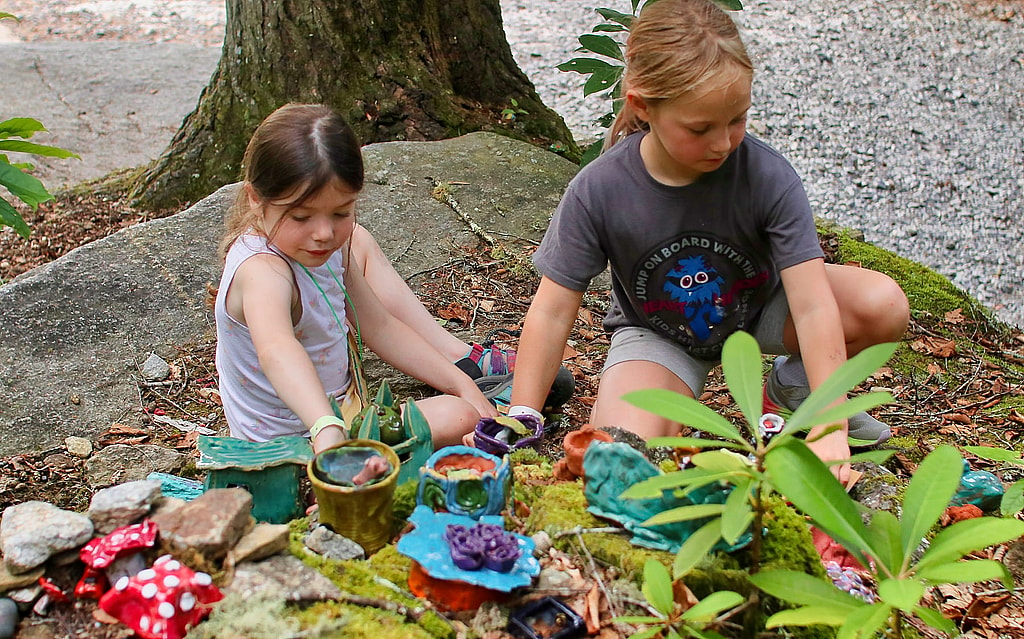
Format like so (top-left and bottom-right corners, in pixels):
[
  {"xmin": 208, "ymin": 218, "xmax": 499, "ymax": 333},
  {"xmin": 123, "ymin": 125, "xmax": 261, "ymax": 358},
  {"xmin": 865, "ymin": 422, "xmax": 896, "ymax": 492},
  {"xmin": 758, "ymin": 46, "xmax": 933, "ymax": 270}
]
[{"xmin": 807, "ymin": 425, "xmax": 851, "ymax": 485}]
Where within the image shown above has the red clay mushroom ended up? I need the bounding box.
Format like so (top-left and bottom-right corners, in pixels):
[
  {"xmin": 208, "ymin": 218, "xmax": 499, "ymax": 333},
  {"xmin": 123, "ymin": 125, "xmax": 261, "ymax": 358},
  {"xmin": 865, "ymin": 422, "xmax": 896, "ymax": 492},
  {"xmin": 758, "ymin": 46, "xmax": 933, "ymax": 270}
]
[{"xmin": 98, "ymin": 554, "xmax": 223, "ymax": 639}]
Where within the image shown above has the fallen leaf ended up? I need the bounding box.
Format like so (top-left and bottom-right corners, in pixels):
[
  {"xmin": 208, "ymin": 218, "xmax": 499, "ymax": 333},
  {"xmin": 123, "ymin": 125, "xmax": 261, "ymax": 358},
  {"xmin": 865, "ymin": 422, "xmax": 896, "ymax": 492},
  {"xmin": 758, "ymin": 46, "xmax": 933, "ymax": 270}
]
[
  {"xmin": 911, "ymin": 336, "xmax": 957, "ymax": 358},
  {"xmin": 477, "ymin": 299, "xmax": 495, "ymax": 312},
  {"xmin": 945, "ymin": 308, "xmax": 966, "ymax": 324},
  {"xmin": 436, "ymin": 302, "xmax": 470, "ymax": 323},
  {"xmin": 965, "ymin": 593, "xmax": 1012, "ymax": 619}
]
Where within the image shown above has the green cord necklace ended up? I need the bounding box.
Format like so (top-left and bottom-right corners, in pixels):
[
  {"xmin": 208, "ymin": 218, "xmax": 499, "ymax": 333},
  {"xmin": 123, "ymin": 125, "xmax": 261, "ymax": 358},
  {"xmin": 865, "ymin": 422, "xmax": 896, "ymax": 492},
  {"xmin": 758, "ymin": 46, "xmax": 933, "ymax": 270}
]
[{"xmin": 296, "ymin": 261, "xmax": 362, "ymax": 354}]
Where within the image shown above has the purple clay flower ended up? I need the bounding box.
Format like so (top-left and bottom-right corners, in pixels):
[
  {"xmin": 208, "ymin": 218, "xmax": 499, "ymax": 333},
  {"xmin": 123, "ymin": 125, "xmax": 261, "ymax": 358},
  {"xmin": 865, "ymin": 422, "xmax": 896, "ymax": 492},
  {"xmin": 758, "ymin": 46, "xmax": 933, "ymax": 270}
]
[
  {"xmin": 447, "ymin": 532, "xmax": 486, "ymax": 571},
  {"xmin": 451, "ymin": 546, "xmax": 486, "ymax": 571},
  {"xmin": 444, "ymin": 524, "xmax": 469, "ymax": 544},
  {"xmin": 483, "ymin": 541, "xmax": 522, "ymax": 573}
]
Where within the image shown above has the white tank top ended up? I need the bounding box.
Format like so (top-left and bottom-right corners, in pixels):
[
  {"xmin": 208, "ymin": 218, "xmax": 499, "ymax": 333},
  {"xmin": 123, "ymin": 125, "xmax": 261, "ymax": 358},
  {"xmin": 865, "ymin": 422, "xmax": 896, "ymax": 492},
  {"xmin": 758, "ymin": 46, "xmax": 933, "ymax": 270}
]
[{"xmin": 215, "ymin": 234, "xmax": 351, "ymax": 441}]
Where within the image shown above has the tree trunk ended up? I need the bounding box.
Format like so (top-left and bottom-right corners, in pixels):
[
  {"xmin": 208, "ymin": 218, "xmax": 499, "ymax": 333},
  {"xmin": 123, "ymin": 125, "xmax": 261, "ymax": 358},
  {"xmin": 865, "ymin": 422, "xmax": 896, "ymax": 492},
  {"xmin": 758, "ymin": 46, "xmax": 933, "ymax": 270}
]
[{"xmin": 131, "ymin": 0, "xmax": 579, "ymax": 209}]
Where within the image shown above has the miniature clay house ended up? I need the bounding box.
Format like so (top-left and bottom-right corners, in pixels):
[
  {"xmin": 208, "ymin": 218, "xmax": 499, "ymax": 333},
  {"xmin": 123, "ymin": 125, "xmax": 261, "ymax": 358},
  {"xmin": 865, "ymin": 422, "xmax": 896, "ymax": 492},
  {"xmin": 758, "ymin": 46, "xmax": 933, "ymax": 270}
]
[{"xmin": 196, "ymin": 435, "xmax": 313, "ymax": 524}]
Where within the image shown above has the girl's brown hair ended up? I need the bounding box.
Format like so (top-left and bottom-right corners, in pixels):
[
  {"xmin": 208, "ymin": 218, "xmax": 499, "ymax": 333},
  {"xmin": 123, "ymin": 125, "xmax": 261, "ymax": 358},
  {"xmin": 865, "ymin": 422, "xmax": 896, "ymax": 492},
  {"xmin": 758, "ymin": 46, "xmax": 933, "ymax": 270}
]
[
  {"xmin": 219, "ymin": 103, "xmax": 365, "ymax": 259},
  {"xmin": 605, "ymin": 0, "xmax": 753, "ymax": 150}
]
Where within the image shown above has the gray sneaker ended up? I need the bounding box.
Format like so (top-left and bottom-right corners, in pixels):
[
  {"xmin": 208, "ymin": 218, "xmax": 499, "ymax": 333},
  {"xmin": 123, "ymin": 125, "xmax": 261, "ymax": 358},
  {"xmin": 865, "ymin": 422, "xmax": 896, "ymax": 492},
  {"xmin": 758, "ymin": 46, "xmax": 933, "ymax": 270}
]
[{"xmin": 763, "ymin": 356, "xmax": 891, "ymax": 447}]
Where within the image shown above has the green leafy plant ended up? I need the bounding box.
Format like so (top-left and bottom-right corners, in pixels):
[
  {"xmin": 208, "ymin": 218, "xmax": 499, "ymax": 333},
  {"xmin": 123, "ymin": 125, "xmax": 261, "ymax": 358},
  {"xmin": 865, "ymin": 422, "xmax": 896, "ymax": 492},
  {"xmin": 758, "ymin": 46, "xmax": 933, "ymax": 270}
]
[
  {"xmin": 614, "ymin": 558, "xmax": 744, "ymax": 639},
  {"xmin": 753, "ymin": 444, "xmax": 1024, "ymax": 638},
  {"xmin": 557, "ymin": 0, "xmax": 744, "ymax": 164},
  {"xmin": 621, "ymin": 331, "xmax": 896, "ymax": 579},
  {"xmin": 0, "ymin": 113, "xmax": 80, "ymax": 238},
  {"xmin": 962, "ymin": 445, "xmax": 1024, "ymax": 515},
  {"xmin": 500, "ymin": 98, "xmax": 529, "ymax": 122}
]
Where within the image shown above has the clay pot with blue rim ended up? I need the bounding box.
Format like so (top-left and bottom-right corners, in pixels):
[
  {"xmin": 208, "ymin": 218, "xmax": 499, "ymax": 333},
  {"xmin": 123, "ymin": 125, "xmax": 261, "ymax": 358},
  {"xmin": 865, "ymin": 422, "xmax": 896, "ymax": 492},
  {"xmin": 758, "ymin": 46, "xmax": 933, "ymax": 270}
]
[{"xmin": 417, "ymin": 445, "xmax": 511, "ymax": 519}]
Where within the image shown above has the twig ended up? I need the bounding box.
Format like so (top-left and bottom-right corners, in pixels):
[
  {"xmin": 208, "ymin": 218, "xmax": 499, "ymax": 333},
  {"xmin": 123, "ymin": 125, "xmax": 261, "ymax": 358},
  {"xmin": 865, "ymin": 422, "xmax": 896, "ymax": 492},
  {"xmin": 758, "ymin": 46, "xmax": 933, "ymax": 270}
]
[
  {"xmin": 553, "ymin": 526, "xmax": 627, "ymax": 539},
  {"xmin": 335, "ymin": 591, "xmax": 456, "ymax": 632},
  {"xmin": 573, "ymin": 529, "xmax": 621, "ymax": 622}
]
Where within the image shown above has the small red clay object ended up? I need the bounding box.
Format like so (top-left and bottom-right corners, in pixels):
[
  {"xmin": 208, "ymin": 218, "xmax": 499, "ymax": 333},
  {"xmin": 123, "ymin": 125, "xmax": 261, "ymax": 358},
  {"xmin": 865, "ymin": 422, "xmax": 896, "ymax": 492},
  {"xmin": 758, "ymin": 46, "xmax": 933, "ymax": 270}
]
[
  {"xmin": 74, "ymin": 565, "xmax": 109, "ymax": 599},
  {"xmin": 38, "ymin": 577, "xmax": 69, "ymax": 603},
  {"xmin": 99, "ymin": 554, "xmax": 223, "ymax": 639},
  {"xmin": 352, "ymin": 455, "xmax": 391, "ymax": 485},
  {"xmin": 81, "ymin": 520, "xmax": 158, "ymax": 570}
]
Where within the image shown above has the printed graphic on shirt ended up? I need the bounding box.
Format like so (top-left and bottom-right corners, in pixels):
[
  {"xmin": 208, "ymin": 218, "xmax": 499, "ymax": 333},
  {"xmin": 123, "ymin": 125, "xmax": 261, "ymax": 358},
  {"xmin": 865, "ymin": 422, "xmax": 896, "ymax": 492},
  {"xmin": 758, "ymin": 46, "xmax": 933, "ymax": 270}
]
[{"xmin": 633, "ymin": 233, "xmax": 769, "ymax": 359}]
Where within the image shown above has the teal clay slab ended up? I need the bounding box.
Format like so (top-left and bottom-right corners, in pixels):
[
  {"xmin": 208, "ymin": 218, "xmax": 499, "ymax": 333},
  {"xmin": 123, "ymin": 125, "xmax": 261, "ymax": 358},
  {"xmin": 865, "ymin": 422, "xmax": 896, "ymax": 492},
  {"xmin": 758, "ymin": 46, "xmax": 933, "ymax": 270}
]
[
  {"xmin": 196, "ymin": 435, "xmax": 313, "ymax": 470},
  {"xmin": 397, "ymin": 505, "xmax": 539, "ymax": 591},
  {"xmin": 582, "ymin": 441, "xmax": 749, "ymax": 553}
]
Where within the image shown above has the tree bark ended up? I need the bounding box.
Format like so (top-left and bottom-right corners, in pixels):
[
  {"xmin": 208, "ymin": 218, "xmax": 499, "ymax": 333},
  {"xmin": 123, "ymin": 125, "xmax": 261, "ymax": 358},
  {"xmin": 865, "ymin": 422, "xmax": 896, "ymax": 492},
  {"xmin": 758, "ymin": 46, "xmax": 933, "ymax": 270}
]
[{"xmin": 131, "ymin": 0, "xmax": 579, "ymax": 209}]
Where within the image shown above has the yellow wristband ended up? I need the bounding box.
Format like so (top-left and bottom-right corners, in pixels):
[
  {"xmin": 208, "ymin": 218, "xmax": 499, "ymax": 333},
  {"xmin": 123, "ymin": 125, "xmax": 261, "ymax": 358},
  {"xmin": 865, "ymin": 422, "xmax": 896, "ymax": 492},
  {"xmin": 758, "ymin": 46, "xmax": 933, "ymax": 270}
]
[{"xmin": 310, "ymin": 416, "xmax": 347, "ymax": 440}]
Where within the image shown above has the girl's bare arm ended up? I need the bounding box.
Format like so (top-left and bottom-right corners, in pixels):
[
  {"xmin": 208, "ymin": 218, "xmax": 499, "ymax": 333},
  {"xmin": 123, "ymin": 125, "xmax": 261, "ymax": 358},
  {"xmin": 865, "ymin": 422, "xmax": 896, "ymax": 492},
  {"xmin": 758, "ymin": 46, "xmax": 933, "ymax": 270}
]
[
  {"xmin": 510, "ymin": 276, "xmax": 584, "ymax": 413},
  {"xmin": 343, "ymin": 257, "xmax": 495, "ymax": 418}
]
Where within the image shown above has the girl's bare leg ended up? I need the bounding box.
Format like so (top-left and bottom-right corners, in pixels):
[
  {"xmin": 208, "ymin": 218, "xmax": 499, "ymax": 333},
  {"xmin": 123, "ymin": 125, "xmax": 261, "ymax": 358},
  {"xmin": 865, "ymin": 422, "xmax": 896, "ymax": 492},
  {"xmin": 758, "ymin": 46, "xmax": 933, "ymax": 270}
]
[
  {"xmin": 416, "ymin": 395, "xmax": 482, "ymax": 448},
  {"xmin": 349, "ymin": 225, "xmax": 470, "ymax": 361},
  {"xmin": 590, "ymin": 360, "xmax": 696, "ymax": 439}
]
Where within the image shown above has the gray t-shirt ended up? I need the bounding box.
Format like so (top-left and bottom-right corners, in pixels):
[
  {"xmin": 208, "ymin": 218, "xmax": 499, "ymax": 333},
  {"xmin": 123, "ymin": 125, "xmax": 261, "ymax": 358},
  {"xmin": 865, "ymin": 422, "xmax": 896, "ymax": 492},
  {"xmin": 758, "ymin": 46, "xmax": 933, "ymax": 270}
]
[{"xmin": 534, "ymin": 132, "xmax": 823, "ymax": 360}]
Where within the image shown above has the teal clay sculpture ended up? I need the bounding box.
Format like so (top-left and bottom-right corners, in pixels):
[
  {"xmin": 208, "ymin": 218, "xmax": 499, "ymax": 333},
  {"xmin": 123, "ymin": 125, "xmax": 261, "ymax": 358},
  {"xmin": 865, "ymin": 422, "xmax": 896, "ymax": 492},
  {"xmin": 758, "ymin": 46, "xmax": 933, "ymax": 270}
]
[
  {"xmin": 952, "ymin": 459, "xmax": 1005, "ymax": 512},
  {"xmin": 345, "ymin": 380, "xmax": 434, "ymax": 484},
  {"xmin": 582, "ymin": 441, "xmax": 749, "ymax": 553},
  {"xmin": 197, "ymin": 435, "xmax": 313, "ymax": 524},
  {"xmin": 417, "ymin": 445, "xmax": 511, "ymax": 519}
]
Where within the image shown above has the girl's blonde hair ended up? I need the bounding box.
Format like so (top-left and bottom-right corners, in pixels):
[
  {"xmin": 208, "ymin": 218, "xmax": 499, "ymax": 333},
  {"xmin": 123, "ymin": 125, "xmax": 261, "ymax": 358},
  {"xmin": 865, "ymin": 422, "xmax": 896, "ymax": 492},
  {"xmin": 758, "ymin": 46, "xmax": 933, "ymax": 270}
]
[
  {"xmin": 605, "ymin": 0, "xmax": 752, "ymax": 150},
  {"xmin": 219, "ymin": 103, "xmax": 364, "ymax": 259}
]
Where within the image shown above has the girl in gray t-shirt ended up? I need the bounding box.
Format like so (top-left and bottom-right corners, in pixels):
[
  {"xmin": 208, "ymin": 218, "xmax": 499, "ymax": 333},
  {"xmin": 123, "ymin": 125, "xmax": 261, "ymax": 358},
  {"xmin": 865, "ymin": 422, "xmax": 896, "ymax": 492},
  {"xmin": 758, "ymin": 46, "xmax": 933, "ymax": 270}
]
[{"xmin": 507, "ymin": 0, "xmax": 908, "ymax": 484}]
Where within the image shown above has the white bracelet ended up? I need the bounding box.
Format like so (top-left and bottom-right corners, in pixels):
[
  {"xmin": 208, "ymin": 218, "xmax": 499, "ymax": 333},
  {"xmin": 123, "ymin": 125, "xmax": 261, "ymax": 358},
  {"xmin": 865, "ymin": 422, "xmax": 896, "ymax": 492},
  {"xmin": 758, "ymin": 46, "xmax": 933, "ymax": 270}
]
[
  {"xmin": 310, "ymin": 416, "xmax": 347, "ymax": 440},
  {"xmin": 508, "ymin": 405, "xmax": 543, "ymax": 423}
]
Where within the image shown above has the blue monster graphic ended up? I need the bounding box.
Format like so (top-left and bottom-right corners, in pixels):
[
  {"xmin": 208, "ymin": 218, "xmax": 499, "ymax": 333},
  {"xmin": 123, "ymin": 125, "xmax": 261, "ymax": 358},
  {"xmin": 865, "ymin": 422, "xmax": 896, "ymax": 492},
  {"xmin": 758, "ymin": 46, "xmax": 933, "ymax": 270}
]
[{"xmin": 663, "ymin": 255, "xmax": 726, "ymax": 341}]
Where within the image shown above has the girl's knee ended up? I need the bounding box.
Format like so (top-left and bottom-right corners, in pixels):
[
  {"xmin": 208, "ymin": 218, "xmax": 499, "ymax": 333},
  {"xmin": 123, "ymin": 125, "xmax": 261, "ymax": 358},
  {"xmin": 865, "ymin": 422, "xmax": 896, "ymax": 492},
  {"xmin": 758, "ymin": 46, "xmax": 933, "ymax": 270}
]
[{"xmin": 844, "ymin": 273, "xmax": 909, "ymax": 342}]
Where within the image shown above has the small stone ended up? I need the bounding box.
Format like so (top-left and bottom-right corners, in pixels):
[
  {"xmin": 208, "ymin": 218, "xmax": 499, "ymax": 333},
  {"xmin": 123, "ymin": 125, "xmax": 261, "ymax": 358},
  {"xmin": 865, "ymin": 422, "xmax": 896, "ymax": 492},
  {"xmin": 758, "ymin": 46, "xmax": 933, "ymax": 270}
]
[
  {"xmin": 227, "ymin": 554, "xmax": 341, "ymax": 602},
  {"xmin": 0, "ymin": 598, "xmax": 17, "ymax": 639},
  {"xmin": 0, "ymin": 563, "xmax": 44, "ymax": 592},
  {"xmin": 85, "ymin": 444, "xmax": 185, "ymax": 489},
  {"xmin": 88, "ymin": 479, "xmax": 163, "ymax": 534},
  {"xmin": 65, "ymin": 436, "xmax": 93, "ymax": 459},
  {"xmin": 0, "ymin": 502, "xmax": 94, "ymax": 574},
  {"xmin": 303, "ymin": 525, "xmax": 365, "ymax": 561},
  {"xmin": 140, "ymin": 353, "xmax": 171, "ymax": 382},
  {"xmin": 231, "ymin": 523, "xmax": 289, "ymax": 564},
  {"xmin": 531, "ymin": 530, "xmax": 552, "ymax": 555}
]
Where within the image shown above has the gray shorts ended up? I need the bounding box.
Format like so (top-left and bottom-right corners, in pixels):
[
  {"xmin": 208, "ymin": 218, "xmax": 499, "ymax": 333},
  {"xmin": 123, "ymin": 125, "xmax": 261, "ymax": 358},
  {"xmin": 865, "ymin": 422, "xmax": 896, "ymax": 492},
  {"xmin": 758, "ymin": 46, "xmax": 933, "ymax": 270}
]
[{"xmin": 602, "ymin": 286, "xmax": 792, "ymax": 396}]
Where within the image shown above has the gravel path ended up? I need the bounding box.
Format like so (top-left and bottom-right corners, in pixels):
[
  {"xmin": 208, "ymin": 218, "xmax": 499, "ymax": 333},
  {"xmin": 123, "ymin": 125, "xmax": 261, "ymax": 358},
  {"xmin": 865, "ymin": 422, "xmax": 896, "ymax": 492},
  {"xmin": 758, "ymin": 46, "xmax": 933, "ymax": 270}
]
[{"xmin": 4, "ymin": 0, "xmax": 1023, "ymax": 327}]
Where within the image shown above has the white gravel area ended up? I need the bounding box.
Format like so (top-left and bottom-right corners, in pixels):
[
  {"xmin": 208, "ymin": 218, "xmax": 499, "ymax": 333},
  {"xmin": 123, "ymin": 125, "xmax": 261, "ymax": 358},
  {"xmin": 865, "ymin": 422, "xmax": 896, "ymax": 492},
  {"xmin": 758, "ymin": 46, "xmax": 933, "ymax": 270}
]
[{"xmin": 3, "ymin": 0, "xmax": 1023, "ymax": 326}]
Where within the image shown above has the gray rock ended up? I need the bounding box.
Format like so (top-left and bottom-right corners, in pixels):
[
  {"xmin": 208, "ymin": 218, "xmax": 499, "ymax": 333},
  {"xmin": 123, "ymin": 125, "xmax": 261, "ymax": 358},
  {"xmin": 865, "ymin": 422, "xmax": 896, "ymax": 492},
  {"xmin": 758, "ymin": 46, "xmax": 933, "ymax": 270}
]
[
  {"xmin": 64, "ymin": 436, "xmax": 93, "ymax": 459},
  {"xmin": 88, "ymin": 479, "xmax": 163, "ymax": 534},
  {"xmin": 140, "ymin": 352, "xmax": 171, "ymax": 382},
  {"xmin": 0, "ymin": 597, "xmax": 16, "ymax": 639},
  {"xmin": 303, "ymin": 525, "xmax": 365, "ymax": 561},
  {"xmin": 227, "ymin": 554, "xmax": 342, "ymax": 602},
  {"xmin": 85, "ymin": 444, "xmax": 186, "ymax": 489},
  {"xmin": 0, "ymin": 502, "xmax": 94, "ymax": 574}
]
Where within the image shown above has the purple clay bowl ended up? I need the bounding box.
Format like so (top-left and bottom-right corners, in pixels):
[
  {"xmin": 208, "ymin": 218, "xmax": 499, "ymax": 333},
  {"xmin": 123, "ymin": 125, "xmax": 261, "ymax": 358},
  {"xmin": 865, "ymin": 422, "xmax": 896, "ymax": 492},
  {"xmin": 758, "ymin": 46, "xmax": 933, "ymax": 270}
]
[{"xmin": 473, "ymin": 415, "xmax": 543, "ymax": 456}]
